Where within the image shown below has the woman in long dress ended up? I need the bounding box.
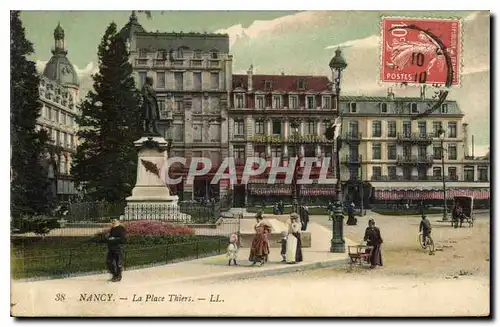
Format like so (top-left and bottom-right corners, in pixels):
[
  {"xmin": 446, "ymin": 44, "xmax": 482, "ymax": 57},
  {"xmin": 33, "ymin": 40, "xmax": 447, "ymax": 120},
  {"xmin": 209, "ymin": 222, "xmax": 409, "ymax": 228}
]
[
  {"xmin": 363, "ymin": 219, "xmax": 383, "ymax": 268},
  {"xmin": 249, "ymin": 212, "xmax": 271, "ymax": 266},
  {"xmin": 286, "ymin": 213, "xmax": 303, "ymax": 264}
]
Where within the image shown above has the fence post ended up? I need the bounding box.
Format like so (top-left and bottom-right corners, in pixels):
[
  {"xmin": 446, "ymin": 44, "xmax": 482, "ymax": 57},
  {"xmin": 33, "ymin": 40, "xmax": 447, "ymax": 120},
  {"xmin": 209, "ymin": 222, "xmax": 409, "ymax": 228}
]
[
  {"xmin": 67, "ymin": 247, "xmax": 72, "ymax": 275},
  {"xmin": 196, "ymin": 241, "xmax": 199, "ymax": 259},
  {"xmin": 165, "ymin": 246, "xmax": 169, "ymax": 264},
  {"xmin": 217, "ymin": 238, "xmax": 221, "ymax": 254}
]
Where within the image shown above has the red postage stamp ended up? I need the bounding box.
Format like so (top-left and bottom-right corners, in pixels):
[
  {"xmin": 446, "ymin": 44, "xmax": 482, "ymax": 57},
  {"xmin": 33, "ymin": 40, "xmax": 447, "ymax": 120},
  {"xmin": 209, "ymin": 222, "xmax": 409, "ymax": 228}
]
[{"xmin": 381, "ymin": 18, "xmax": 461, "ymax": 86}]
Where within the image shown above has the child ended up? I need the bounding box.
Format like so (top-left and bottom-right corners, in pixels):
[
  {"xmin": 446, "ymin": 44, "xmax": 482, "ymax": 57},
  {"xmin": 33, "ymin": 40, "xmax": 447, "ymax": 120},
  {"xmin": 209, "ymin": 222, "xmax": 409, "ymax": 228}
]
[
  {"xmin": 227, "ymin": 233, "xmax": 238, "ymax": 266},
  {"xmin": 277, "ymin": 231, "xmax": 287, "ymax": 263}
]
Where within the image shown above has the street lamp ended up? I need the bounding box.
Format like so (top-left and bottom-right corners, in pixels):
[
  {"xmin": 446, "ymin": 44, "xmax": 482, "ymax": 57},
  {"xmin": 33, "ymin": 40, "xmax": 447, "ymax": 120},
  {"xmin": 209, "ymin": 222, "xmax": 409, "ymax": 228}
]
[
  {"xmin": 438, "ymin": 127, "xmax": 448, "ymax": 221},
  {"xmin": 290, "ymin": 119, "xmax": 301, "ymax": 213},
  {"xmin": 329, "ymin": 48, "xmax": 347, "ymax": 253}
]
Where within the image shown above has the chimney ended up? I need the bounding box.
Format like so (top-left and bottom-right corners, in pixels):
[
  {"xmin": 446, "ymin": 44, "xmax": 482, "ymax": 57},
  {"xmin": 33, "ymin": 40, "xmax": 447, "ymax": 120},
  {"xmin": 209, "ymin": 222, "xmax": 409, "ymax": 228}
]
[
  {"xmin": 247, "ymin": 64, "xmax": 253, "ymax": 92},
  {"xmin": 462, "ymin": 123, "xmax": 469, "ymax": 157},
  {"xmin": 472, "ymin": 135, "xmax": 475, "ymax": 158},
  {"xmin": 420, "ymin": 85, "xmax": 426, "ymax": 99},
  {"xmin": 387, "ymin": 87, "xmax": 395, "ymax": 100},
  {"xmin": 281, "ymin": 69, "xmax": 285, "ymax": 76}
]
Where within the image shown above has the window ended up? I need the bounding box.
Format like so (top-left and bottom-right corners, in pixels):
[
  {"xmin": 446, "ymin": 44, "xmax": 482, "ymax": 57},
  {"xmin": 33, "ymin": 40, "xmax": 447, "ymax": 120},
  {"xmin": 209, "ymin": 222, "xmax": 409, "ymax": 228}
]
[
  {"xmin": 264, "ymin": 80, "xmax": 273, "ymax": 90},
  {"xmin": 478, "ymin": 167, "xmax": 489, "ymax": 181},
  {"xmin": 156, "ymin": 72, "xmax": 166, "ymax": 88},
  {"xmin": 372, "ymin": 166, "xmax": 382, "ymax": 179},
  {"xmin": 418, "ymin": 145, "xmax": 427, "ymax": 158},
  {"xmin": 173, "ymin": 124, "xmax": 184, "ymax": 141},
  {"xmin": 433, "ymin": 144, "xmax": 442, "ymax": 159},
  {"xmin": 235, "ymin": 94, "xmax": 244, "ymax": 108},
  {"xmin": 448, "ymin": 167, "xmax": 457, "ymax": 180},
  {"xmin": 410, "ymin": 103, "xmax": 418, "ymax": 113},
  {"xmin": 306, "ymin": 96, "xmax": 315, "ymax": 109},
  {"xmin": 255, "ymin": 120, "xmax": 264, "ymax": 135},
  {"xmin": 193, "ymin": 72, "xmax": 202, "ymax": 91},
  {"xmin": 387, "ymin": 121, "xmax": 396, "ymax": 137},
  {"xmin": 288, "ymin": 95, "xmax": 298, "ymax": 109},
  {"xmin": 402, "ymin": 120, "xmax": 411, "ymax": 137},
  {"xmin": 441, "ymin": 103, "xmax": 448, "ymax": 113},
  {"xmin": 60, "ymin": 155, "xmax": 66, "ymax": 174},
  {"xmin": 448, "ymin": 144, "xmax": 457, "ymax": 160},
  {"xmin": 271, "ymin": 146, "xmax": 282, "ymax": 158},
  {"xmin": 55, "ymin": 130, "xmax": 60, "ymax": 145},
  {"xmin": 210, "ymin": 73, "xmax": 219, "ymax": 90},
  {"xmin": 255, "ymin": 146, "xmax": 266, "ymax": 158},
  {"xmin": 174, "ymin": 72, "xmax": 183, "ymax": 91},
  {"xmin": 418, "ymin": 121, "xmax": 427, "ymax": 137},
  {"xmin": 256, "ymin": 96, "xmax": 264, "ymax": 109},
  {"xmin": 306, "ymin": 121, "xmax": 316, "ymax": 135},
  {"xmin": 297, "ymin": 80, "xmax": 306, "ymax": 90},
  {"xmin": 322, "ymin": 96, "xmax": 331, "ymax": 109},
  {"xmin": 139, "ymin": 48, "xmax": 148, "ymax": 58},
  {"xmin": 233, "ymin": 146, "xmax": 245, "ymax": 160},
  {"xmin": 403, "ymin": 145, "xmax": 412, "ymax": 158},
  {"xmin": 61, "ymin": 112, "xmax": 66, "ymax": 125},
  {"xmin": 387, "ymin": 144, "xmax": 397, "ymax": 160},
  {"xmin": 54, "ymin": 109, "xmax": 59, "ymax": 122},
  {"xmin": 418, "ymin": 167, "xmax": 427, "ymax": 179},
  {"xmin": 211, "ymin": 51, "xmax": 219, "ymax": 59},
  {"xmin": 273, "ymin": 95, "xmax": 282, "ymax": 109},
  {"xmin": 388, "ymin": 166, "xmax": 397, "ymax": 180},
  {"xmin": 322, "ymin": 121, "xmax": 330, "ymax": 134},
  {"xmin": 234, "ymin": 119, "xmax": 245, "ymax": 136},
  {"xmin": 138, "ymin": 71, "xmax": 147, "ymax": 88},
  {"xmin": 372, "ymin": 121, "xmax": 382, "ymax": 137},
  {"xmin": 403, "ymin": 167, "xmax": 412, "ymax": 180},
  {"xmin": 380, "ymin": 103, "xmax": 388, "ymax": 113},
  {"xmin": 433, "ymin": 167, "xmax": 442, "ymax": 177},
  {"xmin": 349, "ymin": 103, "xmax": 357, "ymax": 113},
  {"xmin": 272, "ymin": 120, "xmax": 281, "ymax": 136},
  {"xmin": 448, "ymin": 122, "xmax": 457, "ymax": 138},
  {"xmin": 157, "ymin": 99, "xmax": 166, "ymax": 116},
  {"xmin": 433, "ymin": 121, "xmax": 442, "ymax": 137},
  {"xmin": 464, "ymin": 166, "xmax": 474, "ymax": 181},
  {"xmin": 70, "ymin": 135, "xmax": 74, "ymax": 149},
  {"xmin": 193, "ymin": 124, "xmax": 203, "ymax": 141},
  {"xmin": 349, "ymin": 121, "xmax": 359, "ymax": 136},
  {"xmin": 174, "ymin": 97, "xmax": 183, "ymax": 113},
  {"xmin": 372, "ymin": 143, "xmax": 381, "ymax": 160}
]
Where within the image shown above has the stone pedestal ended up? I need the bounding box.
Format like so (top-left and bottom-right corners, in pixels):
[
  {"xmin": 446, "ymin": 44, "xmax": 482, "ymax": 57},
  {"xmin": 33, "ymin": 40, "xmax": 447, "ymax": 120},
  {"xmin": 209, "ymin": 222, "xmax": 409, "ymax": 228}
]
[{"xmin": 124, "ymin": 136, "xmax": 190, "ymax": 222}]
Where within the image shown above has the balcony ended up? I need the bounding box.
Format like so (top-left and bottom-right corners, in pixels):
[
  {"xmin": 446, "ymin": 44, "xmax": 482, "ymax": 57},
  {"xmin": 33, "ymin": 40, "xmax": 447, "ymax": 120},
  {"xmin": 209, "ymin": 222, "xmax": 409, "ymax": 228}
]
[
  {"xmin": 209, "ymin": 60, "xmax": 220, "ymax": 68},
  {"xmin": 135, "ymin": 58, "xmax": 149, "ymax": 67},
  {"xmin": 190, "ymin": 60, "xmax": 203, "ymax": 68},
  {"xmin": 396, "ymin": 133, "xmax": 433, "ymax": 144},
  {"xmin": 246, "ymin": 135, "xmax": 334, "ymax": 144},
  {"xmin": 341, "ymin": 155, "xmax": 362, "ymax": 166},
  {"xmin": 396, "ymin": 155, "xmax": 434, "ymax": 166},
  {"xmin": 153, "ymin": 59, "xmax": 166, "ymax": 67},
  {"xmin": 342, "ymin": 132, "xmax": 362, "ymax": 144},
  {"xmin": 371, "ymin": 175, "xmax": 462, "ymax": 182}
]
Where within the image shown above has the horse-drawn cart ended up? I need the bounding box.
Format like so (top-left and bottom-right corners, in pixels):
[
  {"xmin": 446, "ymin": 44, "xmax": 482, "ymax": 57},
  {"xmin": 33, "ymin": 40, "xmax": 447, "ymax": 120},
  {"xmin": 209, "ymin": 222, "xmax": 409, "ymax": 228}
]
[
  {"xmin": 348, "ymin": 245, "xmax": 373, "ymax": 268},
  {"xmin": 452, "ymin": 196, "xmax": 475, "ymax": 228}
]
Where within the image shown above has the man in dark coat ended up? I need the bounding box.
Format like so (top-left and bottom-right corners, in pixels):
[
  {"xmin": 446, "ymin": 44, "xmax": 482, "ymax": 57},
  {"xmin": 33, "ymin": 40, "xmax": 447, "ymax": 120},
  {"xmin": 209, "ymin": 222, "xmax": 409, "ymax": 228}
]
[
  {"xmin": 107, "ymin": 219, "xmax": 126, "ymax": 282},
  {"xmin": 363, "ymin": 219, "xmax": 383, "ymax": 268},
  {"xmin": 346, "ymin": 202, "xmax": 357, "ymax": 225},
  {"xmin": 419, "ymin": 214, "xmax": 432, "ymax": 247},
  {"xmin": 299, "ymin": 206, "xmax": 309, "ymax": 231}
]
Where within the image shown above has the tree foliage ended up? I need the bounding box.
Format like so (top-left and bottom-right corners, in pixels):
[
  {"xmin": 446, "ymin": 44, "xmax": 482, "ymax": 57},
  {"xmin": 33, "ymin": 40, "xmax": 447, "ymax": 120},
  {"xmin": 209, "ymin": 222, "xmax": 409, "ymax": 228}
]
[
  {"xmin": 11, "ymin": 11, "xmax": 55, "ymax": 217},
  {"xmin": 72, "ymin": 22, "xmax": 142, "ymax": 202}
]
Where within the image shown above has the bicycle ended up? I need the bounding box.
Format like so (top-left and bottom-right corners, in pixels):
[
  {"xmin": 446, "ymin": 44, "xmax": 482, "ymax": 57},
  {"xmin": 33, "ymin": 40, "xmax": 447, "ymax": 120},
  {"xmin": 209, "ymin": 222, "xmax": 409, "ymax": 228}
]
[{"xmin": 418, "ymin": 232, "xmax": 435, "ymax": 254}]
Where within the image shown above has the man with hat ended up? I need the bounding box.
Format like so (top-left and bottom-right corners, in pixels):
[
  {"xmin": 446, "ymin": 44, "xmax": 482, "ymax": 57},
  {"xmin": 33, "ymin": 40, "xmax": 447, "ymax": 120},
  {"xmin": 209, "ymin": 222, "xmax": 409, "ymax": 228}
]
[{"xmin": 107, "ymin": 218, "xmax": 126, "ymax": 282}]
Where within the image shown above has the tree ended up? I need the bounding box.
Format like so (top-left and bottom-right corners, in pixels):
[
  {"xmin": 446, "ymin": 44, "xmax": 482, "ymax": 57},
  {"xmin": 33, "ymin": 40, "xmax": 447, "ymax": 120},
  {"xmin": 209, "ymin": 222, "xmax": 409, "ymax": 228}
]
[
  {"xmin": 11, "ymin": 11, "xmax": 55, "ymax": 217},
  {"xmin": 72, "ymin": 22, "xmax": 142, "ymax": 202}
]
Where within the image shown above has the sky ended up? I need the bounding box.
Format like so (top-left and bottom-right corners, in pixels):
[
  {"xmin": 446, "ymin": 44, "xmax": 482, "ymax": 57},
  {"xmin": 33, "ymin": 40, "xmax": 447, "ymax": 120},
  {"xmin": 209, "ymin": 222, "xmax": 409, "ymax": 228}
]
[{"xmin": 20, "ymin": 10, "xmax": 490, "ymax": 156}]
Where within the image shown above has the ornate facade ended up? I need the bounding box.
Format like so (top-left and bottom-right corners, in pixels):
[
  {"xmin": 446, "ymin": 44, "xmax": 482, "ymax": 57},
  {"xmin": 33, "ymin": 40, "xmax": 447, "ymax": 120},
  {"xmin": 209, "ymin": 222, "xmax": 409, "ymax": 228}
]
[{"xmin": 36, "ymin": 24, "xmax": 80, "ymax": 201}]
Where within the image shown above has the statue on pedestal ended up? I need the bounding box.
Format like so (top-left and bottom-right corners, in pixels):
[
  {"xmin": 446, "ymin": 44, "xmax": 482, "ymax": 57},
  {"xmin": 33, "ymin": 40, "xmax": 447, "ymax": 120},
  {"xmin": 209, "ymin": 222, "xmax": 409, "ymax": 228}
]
[{"xmin": 141, "ymin": 77, "xmax": 161, "ymax": 135}]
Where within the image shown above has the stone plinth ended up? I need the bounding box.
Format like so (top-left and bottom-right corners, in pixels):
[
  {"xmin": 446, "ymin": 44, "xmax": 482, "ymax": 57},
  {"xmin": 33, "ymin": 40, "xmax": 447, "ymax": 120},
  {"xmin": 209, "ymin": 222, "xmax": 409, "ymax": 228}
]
[{"xmin": 124, "ymin": 136, "xmax": 190, "ymax": 223}]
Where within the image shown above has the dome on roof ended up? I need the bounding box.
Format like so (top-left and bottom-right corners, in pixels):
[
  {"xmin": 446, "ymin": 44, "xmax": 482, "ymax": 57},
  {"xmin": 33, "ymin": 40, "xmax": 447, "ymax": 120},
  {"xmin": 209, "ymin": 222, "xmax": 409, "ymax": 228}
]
[
  {"xmin": 42, "ymin": 55, "xmax": 79, "ymax": 87},
  {"xmin": 119, "ymin": 11, "xmax": 146, "ymax": 40}
]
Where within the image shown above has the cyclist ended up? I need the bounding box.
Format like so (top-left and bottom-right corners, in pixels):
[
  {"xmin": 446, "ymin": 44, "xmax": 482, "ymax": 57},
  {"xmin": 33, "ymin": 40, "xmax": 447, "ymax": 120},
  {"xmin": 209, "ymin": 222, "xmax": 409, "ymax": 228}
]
[{"xmin": 419, "ymin": 214, "xmax": 433, "ymax": 250}]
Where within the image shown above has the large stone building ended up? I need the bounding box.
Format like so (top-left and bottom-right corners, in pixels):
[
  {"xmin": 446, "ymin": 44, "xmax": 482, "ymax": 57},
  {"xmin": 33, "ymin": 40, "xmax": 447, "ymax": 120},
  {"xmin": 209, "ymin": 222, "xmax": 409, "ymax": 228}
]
[
  {"xmin": 120, "ymin": 12, "xmax": 231, "ymax": 201},
  {"xmin": 339, "ymin": 88, "xmax": 490, "ymax": 207},
  {"xmin": 36, "ymin": 23, "xmax": 80, "ymax": 201},
  {"xmin": 228, "ymin": 68, "xmax": 338, "ymax": 207}
]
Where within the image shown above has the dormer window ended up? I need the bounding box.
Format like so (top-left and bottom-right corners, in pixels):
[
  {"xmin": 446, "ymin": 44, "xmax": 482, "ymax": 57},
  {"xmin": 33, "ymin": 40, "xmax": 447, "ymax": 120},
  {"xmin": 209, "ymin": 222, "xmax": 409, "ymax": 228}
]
[
  {"xmin": 297, "ymin": 79, "xmax": 306, "ymax": 90},
  {"xmin": 264, "ymin": 80, "xmax": 273, "ymax": 90},
  {"xmin": 410, "ymin": 103, "xmax": 418, "ymax": 113},
  {"xmin": 381, "ymin": 103, "xmax": 388, "ymax": 113},
  {"xmin": 176, "ymin": 47, "xmax": 184, "ymax": 59},
  {"xmin": 256, "ymin": 95, "xmax": 265, "ymax": 109},
  {"xmin": 193, "ymin": 50, "xmax": 202, "ymax": 59},
  {"xmin": 441, "ymin": 103, "xmax": 448, "ymax": 113},
  {"xmin": 211, "ymin": 51, "xmax": 219, "ymax": 59},
  {"xmin": 139, "ymin": 49, "xmax": 148, "ymax": 58},
  {"xmin": 349, "ymin": 102, "xmax": 357, "ymax": 113},
  {"xmin": 235, "ymin": 94, "xmax": 245, "ymax": 109}
]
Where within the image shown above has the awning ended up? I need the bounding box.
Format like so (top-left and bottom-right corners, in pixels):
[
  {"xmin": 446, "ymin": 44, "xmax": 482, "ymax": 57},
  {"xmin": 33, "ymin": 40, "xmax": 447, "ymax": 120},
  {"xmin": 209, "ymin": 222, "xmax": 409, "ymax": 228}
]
[{"xmin": 374, "ymin": 188, "xmax": 490, "ymax": 200}]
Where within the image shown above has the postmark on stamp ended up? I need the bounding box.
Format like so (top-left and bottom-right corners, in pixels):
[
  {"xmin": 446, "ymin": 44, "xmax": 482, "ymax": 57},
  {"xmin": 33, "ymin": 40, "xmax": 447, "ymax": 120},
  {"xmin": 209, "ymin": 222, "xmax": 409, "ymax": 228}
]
[{"xmin": 381, "ymin": 17, "xmax": 461, "ymax": 86}]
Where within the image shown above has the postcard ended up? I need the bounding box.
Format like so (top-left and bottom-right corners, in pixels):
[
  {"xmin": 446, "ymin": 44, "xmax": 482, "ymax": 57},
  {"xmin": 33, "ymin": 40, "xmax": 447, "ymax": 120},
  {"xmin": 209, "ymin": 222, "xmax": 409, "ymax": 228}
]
[{"xmin": 10, "ymin": 10, "xmax": 490, "ymax": 317}]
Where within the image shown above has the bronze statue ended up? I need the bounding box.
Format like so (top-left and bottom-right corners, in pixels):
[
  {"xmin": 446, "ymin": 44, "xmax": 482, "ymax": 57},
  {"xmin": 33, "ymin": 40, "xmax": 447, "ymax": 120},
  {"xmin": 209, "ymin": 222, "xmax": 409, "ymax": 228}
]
[{"xmin": 141, "ymin": 76, "xmax": 161, "ymax": 135}]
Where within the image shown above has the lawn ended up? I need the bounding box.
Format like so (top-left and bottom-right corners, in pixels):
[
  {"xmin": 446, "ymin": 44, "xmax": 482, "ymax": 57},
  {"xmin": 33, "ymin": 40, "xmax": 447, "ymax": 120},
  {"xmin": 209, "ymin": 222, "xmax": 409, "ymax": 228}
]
[{"xmin": 11, "ymin": 235, "xmax": 227, "ymax": 280}]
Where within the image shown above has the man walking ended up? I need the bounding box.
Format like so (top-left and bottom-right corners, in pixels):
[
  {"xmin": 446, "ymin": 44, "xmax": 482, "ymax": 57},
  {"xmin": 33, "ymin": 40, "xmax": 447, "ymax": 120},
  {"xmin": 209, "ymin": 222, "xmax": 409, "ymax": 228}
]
[
  {"xmin": 107, "ymin": 219, "xmax": 126, "ymax": 282},
  {"xmin": 419, "ymin": 214, "xmax": 433, "ymax": 253}
]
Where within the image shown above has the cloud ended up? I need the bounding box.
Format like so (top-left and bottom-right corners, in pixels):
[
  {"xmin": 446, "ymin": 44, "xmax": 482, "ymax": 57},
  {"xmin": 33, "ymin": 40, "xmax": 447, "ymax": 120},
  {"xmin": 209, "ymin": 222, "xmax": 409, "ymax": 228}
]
[{"xmin": 325, "ymin": 35, "xmax": 380, "ymax": 50}]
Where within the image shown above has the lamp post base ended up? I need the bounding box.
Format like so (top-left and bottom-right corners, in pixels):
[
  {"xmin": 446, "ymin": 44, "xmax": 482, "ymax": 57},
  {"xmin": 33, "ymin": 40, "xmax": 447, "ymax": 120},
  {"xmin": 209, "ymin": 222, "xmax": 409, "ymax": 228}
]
[
  {"xmin": 330, "ymin": 203, "xmax": 345, "ymax": 253},
  {"xmin": 442, "ymin": 211, "xmax": 449, "ymax": 221}
]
